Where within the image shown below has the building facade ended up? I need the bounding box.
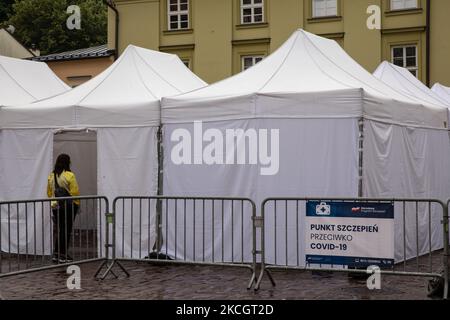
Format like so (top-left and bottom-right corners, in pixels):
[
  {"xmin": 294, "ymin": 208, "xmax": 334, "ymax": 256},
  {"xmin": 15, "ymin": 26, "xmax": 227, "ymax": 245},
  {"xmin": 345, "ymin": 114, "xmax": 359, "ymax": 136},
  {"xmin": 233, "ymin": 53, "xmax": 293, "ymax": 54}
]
[
  {"xmin": 107, "ymin": 0, "xmax": 450, "ymax": 86},
  {"xmin": 32, "ymin": 45, "xmax": 115, "ymax": 87}
]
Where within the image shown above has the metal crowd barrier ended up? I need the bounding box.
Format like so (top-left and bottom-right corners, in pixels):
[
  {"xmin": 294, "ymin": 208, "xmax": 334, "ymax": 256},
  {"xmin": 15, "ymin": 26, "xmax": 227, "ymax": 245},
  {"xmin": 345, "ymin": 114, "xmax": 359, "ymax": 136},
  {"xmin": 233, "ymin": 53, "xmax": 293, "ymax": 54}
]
[
  {"xmin": 1, "ymin": 194, "xmax": 448, "ymax": 299},
  {"xmin": 0, "ymin": 196, "xmax": 108, "ymax": 278},
  {"xmin": 96, "ymin": 196, "xmax": 257, "ymax": 289},
  {"xmin": 254, "ymin": 197, "xmax": 450, "ymax": 299}
]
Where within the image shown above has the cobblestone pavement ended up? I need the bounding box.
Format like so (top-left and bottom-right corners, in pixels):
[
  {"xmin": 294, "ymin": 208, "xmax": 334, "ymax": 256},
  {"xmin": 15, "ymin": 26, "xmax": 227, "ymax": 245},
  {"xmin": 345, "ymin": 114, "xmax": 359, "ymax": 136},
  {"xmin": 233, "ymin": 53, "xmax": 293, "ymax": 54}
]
[{"xmin": 0, "ymin": 257, "xmax": 442, "ymax": 300}]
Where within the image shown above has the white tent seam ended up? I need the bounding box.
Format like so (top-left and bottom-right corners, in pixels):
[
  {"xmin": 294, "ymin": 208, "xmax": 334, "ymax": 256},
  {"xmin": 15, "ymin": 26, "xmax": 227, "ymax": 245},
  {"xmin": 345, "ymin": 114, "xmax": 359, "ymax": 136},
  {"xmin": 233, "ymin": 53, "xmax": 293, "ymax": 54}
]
[
  {"xmin": 0, "ymin": 63, "xmax": 36, "ymax": 101},
  {"xmin": 303, "ymin": 33, "xmax": 355, "ymax": 90},
  {"xmin": 257, "ymin": 32, "xmax": 300, "ymax": 93},
  {"xmin": 76, "ymin": 50, "xmax": 126, "ymax": 106},
  {"xmin": 302, "ymin": 32, "xmax": 391, "ymax": 98},
  {"xmin": 386, "ymin": 63, "xmax": 447, "ymax": 107},
  {"xmin": 133, "ymin": 48, "xmax": 183, "ymax": 94},
  {"xmin": 131, "ymin": 49, "xmax": 159, "ymax": 100}
]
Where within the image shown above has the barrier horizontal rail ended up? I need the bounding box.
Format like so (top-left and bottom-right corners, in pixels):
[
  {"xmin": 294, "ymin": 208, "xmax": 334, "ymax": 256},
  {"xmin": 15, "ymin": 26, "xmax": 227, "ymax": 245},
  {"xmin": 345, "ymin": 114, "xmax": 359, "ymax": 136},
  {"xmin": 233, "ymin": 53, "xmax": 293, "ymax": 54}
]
[
  {"xmin": 97, "ymin": 196, "xmax": 257, "ymax": 288},
  {"xmin": 0, "ymin": 196, "xmax": 109, "ymax": 278},
  {"xmin": 255, "ymin": 197, "xmax": 450, "ymax": 299}
]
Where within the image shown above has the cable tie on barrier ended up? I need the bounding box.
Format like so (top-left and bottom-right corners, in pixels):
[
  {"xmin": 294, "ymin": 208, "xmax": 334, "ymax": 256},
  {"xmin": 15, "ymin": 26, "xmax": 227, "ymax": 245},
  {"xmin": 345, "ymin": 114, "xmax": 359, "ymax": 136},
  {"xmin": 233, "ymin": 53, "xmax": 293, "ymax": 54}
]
[
  {"xmin": 253, "ymin": 217, "xmax": 264, "ymax": 228},
  {"xmin": 106, "ymin": 213, "xmax": 114, "ymax": 224}
]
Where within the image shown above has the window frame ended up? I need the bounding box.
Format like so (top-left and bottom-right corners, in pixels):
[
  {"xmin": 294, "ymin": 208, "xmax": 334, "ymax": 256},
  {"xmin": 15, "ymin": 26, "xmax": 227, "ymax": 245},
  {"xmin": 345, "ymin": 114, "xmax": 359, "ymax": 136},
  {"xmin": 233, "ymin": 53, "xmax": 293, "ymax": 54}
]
[
  {"xmin": 311, "ymin": 0, "xmax": 339, "ymax": 18},
  {"xmin": 240, "ymin": 0, "xmax": 265, "ymax": 25},
  {"xmin": 391, "ymin": 45, "xmax": 419, "ymax": 77},
  {"xmin": 167, "ymin": 0, "xmax": 190, "ymax": 31},
  {"xmin": 181, "ymin": 59, "xmax": 191, "ymax": 69},
  {"xmin": 389, "ymin": 0, "xmax": 418, "ymax": 11},
  {"xmin": 241, "ymin": 55, "xmax": 265, "ymax": 71}
]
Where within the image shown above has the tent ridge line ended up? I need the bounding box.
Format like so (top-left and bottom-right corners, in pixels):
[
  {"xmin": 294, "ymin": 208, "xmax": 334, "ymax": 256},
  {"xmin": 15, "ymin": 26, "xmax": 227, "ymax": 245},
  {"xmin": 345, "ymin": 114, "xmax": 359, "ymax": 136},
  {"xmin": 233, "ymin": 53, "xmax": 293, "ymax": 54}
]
[
  {"xmin": 386, "ymin": 63, "xmax": 448, "ymax": 107},
  {"xmin": 256, "ymin": 32, "xmax": 300, "ymax": 93},
  {"xmin": 132, "ymin": 47, "xmax": 184, "ymax": 94},
  {"xmin": 130, "ymin": 49, "xmax": 159, "ymax": 100},
  {"xmin": 75, "ymin": 48, "xmax": 128, "ymax": 106},
  {"xmin": 0, "ymin": 63, "xmax": 37, "ymax": 101},
  {"xmin": 302, "ymin": 30, "xmax": 419, "ymax": 104},
  {"xmin": 302, "ymin": 31, "xmax": 355, "ymax": 90}
]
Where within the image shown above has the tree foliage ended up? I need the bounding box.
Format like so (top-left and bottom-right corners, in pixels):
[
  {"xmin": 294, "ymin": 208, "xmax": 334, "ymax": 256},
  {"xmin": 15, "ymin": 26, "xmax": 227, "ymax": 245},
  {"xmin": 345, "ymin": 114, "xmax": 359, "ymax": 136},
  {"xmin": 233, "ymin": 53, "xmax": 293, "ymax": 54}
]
[
  {"xmin": 0, "ymin": 0, "xmax": 14, "ymax": 23},
  {"xmin": 6, "ymin": 0, "xmax": 107, "ymax": 55}
]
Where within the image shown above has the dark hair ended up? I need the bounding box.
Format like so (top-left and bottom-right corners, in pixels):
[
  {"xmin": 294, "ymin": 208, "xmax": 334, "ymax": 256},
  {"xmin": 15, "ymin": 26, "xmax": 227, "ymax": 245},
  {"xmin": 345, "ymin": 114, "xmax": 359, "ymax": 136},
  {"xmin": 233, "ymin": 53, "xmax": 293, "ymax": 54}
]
[{"xmin": 54, "ymin": 154, "xmax": 71, "ymax": 176}]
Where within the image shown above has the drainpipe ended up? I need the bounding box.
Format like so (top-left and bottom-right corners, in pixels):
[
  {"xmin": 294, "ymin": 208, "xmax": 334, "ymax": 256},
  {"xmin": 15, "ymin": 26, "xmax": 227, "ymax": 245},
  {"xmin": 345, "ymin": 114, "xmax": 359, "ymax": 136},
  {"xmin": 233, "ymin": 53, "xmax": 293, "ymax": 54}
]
[
  {"xmin": 426, "ymin": 0, "xmax": 431, "ymax": 87},
  {"xmin": 104, "ymin": 0, "xmax": 119, "ymax": 60}
]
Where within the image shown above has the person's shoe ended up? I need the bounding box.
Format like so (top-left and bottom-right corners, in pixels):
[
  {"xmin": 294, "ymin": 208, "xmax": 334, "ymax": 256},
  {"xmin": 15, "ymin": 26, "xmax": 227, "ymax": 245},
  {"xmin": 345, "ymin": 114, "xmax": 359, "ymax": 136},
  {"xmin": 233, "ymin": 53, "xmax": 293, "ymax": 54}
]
[
  {"xmin": 52, "ymin": 254, "xmax": 59, "ymax": 263},
  {"xmin": 58, "ymin": 255, "xmax": 73, "ymax": 263}
]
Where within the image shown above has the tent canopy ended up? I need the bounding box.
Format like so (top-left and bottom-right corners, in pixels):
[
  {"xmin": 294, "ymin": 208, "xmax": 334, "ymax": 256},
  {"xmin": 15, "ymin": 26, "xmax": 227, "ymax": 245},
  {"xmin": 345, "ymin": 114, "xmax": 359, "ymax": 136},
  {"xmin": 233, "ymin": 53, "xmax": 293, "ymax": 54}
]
[
  {"xmin": 374, "ymin": 61, "xmax": 450, "ymax": 109},
  {"xmin": 162, "ymin": 29, "xmax": 448, "ymax": 130},
  {"xmin": 0, "ymin": 45, "xmax": 206, "ymax": 129},
  {"xmin": 0, "ymin": 55, "xmax": 69, "ymax": 107},
  {"xmin": 432, "ymin": 83, "xmax": 450, "ymax": 104}
]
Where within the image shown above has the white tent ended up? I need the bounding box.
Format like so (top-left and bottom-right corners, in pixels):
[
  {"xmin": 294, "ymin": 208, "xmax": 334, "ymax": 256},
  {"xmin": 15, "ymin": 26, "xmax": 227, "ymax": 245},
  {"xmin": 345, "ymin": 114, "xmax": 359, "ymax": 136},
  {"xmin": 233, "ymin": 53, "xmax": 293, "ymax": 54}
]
[
  {"xmin": 374, "ymin": 61, "xmax": 450, "ymax": 110},
  {"xmin": 0, "ymin": 55, "xmax": 69, "ymax": 107},
  {"xmin": 432, "ymin": 83, "xmax": 450, "ymax": 105},
  {"xmin": 161, "ymin": 29, "xmax": 450, "ymax": 265},
  {"xmin": 0, "ymin": 45, "xmax": 206, "ymax": 257}
]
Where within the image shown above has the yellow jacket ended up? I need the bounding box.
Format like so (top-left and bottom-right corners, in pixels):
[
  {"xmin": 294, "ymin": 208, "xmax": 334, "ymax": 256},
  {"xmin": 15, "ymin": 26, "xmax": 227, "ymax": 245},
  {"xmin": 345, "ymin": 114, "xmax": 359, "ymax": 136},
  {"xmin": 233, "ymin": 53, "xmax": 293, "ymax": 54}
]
[{"xmin": 47, "ymin": 171, "xmax": 80, "ymax": 206}]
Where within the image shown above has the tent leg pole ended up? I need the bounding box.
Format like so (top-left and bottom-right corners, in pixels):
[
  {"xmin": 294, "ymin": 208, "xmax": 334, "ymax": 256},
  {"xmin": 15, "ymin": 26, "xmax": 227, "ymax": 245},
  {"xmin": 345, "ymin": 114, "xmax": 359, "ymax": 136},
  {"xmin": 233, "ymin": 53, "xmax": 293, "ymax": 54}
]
[
  {"xmin": 358, "ymin": 117, "xmax": 364, "ymax": 198},
  {"xmin": 153, "ymin": 126, "xmax": 164, "ymax": 255}
]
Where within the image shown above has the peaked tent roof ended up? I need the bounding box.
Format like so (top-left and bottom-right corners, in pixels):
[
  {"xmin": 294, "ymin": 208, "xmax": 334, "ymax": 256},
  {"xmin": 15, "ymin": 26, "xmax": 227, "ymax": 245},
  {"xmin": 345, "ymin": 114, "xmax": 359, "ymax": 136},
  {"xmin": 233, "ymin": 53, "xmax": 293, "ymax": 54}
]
[
  {"xmin": 0, "ymin": 55, "xmax": 69, "ymax": 107},
  {"xmin": 432, "ymin": 83, "xmax": 450, "ymax": 105},
  {"xmin": 0, "ymin": 45, "xmax": 207, "ymax": 129},
  {"xmin": 162, "ymin": 29, "xmax": 448, "ymax": 130},
  {"xmin": 373, "ymin": 61, "xmax": 450, "ymax": 109}
]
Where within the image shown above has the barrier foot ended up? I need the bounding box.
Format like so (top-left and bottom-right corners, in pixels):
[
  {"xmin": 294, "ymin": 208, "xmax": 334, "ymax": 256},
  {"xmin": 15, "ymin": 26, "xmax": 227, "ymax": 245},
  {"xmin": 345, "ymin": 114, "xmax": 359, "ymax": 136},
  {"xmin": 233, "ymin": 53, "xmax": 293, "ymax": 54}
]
[
  {"xmin": 247, "ymin": 272, "xmax": 256, "ymax": 290},
  {"xmin": 254, "ymin": 267, "xmax": 276, "ymax": 291},
  {"xmin": 95, "ymin": 259, "xmax": 130, "ymax": 280},
  {"xmin": 115, "ymin": 260, "xmax": 130, "ymax": 278},
  {"xmin": 444, "ymin": 271, "xmax": 449, "ymax": 300},
  {"xmin": 93, "ymin": 260, "xmax": 108, "ymax": 278},
  {"xmin": 254, "ymin": 270, "xmax": 264, "ymax": 291},
  {"xmin": 266, "ymin": 269, "xmax": 276, "ymax": 287}
]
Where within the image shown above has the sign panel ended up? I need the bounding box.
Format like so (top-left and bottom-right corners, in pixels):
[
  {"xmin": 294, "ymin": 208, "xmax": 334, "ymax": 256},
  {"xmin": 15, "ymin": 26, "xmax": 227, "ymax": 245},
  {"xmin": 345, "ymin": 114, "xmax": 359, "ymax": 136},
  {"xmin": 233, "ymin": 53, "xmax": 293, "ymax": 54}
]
[{"xmin": 305, "ymin": 201, "xmax": 395, "ymax": 268}]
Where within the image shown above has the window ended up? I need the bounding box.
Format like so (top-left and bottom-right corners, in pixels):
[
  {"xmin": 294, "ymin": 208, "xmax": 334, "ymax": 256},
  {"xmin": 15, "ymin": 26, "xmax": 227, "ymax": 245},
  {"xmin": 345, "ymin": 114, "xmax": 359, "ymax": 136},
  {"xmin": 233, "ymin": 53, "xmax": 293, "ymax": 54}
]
[
  {"xmin": 312, "ymin": 0, "xmax": 338, "ymax": 18},
  {"xmin": 242, "ymin": 55, "xmax": 264, "ymax": 71},
  {"xmin": 182, "ymin": 59, "xmax": 191, "ymax": 69},
  {"xmin": 241, "ymin": 0, "xmax": 264, "ymax": 24},
  {"xmin": 392, "ymin": 45, "xmax": 418, "ymax": 77},
  {"xmin": 168, "ymin": 0, "xmax": 189, "ymax": 30},
  {"xmin": 390, "ymin": 0, "xmax": 418, "ymax": 11}
]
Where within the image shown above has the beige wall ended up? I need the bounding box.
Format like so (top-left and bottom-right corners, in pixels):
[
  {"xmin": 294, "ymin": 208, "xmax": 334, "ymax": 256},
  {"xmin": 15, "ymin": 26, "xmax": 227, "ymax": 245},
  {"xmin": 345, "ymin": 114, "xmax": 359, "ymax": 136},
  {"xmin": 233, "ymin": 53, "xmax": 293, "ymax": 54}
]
[
  {"xmin": 108, "ymin": 0, "xmax": 450, "ymax": 86},
  {"xmin": 47, "ymin": 57, "xmax": 114, "ymax": 87},
  {"xmin": 430, "ymin": 0, "xmax": 450, "ymax": 86},
  {"xmin": 0, "ymin": 29, "xmax": 34, "ymax": 59}
]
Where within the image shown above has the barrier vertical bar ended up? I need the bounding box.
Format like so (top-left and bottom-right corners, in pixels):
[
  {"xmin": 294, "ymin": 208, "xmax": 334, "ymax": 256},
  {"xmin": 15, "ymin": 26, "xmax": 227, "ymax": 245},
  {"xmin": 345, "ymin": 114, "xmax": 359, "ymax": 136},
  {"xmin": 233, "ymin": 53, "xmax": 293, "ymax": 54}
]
[{"xmin": 443, "ymin": 200, "xmax": 449, "ymax": 300}]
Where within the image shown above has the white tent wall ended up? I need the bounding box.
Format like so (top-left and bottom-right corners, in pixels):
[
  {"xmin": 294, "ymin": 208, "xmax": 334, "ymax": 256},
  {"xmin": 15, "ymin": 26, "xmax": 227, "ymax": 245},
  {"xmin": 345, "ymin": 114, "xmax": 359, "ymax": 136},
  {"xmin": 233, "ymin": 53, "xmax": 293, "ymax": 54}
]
[
  {"xmin": 363, "ymin": 120, "xmax": 450, "ymax": 262},
  {"xmin": 0, "ymin": 129, "xmax": 53, "ymax": 255},
  {"xmin": 162, "ymin": 118, "xmax": 359, "ymax": 264},
  {"xmin": 160, "ymin": 29, "xmax": 450, "ymax": 267},
  {"xmin": 97, "ymin": 127, "xmax": 158, "ymax": 259},
  {"xmin": 53, "ymin": 131, "xmax": 98, "ymax": 230},
  {"xmin": 0, "ymin": 126, "xmax": 158, "ymax": 259}
]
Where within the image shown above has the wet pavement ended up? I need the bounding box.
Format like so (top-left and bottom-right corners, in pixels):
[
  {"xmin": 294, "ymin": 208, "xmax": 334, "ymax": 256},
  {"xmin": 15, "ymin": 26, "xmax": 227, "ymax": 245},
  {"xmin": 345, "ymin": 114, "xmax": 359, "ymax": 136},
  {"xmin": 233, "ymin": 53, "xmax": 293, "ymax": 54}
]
[{"xmin": 0, "ymin": 257, "xmax": 442, "ymax": 300}]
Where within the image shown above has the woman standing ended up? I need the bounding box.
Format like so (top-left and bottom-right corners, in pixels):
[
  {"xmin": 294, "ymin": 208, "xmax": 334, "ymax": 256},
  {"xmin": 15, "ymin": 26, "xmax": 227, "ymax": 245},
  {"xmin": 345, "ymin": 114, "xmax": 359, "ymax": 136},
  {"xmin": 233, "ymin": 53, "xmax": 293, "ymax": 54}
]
[{"xmin": 47, "ymin": 154, "xmax": 80, "ymax": 263}]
